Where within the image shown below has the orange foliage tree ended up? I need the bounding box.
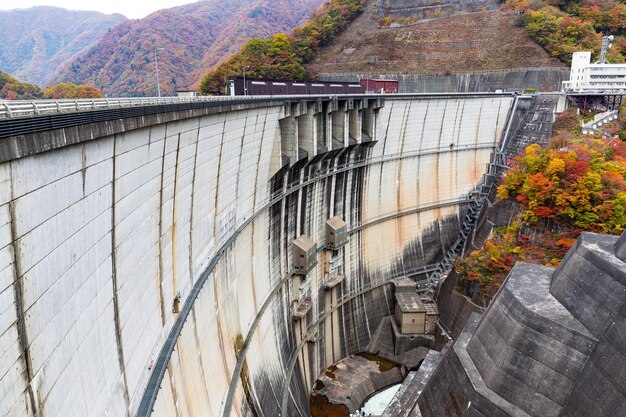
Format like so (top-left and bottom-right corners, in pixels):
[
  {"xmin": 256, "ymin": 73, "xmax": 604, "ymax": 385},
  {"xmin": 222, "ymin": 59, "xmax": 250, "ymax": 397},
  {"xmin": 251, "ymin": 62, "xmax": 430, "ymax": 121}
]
[
  {"xmin": 199, "ymin": 0, "xmax": 366, "ymax": 94},
  {"xmin": 506, "ymin": 0, "xmax": 626, "ymax": 64},
  {"xmin": 498, "ymin": 140, "xmax": 626, "ymax": 231},
  {"xmin": 457, "ymin": 109, "xmax": 626, "ymax": 301},
  {"xmin": 43, "ymin": 82, "xmax": 103, "ymax": 99}
]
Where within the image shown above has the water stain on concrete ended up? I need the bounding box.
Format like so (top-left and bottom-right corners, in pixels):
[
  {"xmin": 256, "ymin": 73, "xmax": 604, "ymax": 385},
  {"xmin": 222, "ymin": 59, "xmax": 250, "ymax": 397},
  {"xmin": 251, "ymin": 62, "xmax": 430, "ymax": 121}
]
[{"xmin": 233, "ymin": 334, "xmax": 259, "ymax": 417}]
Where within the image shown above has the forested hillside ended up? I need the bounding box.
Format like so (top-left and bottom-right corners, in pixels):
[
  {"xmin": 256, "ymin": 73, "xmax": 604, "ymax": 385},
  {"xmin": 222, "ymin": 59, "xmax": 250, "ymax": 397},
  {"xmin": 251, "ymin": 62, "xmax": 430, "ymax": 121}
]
[
  {"xmin": 53, "ymin": 0, "xmax": 324, "ymax": 97},
  {"xmin": 507, "ymin": 0, "xmax": 626, "ymax": 63},
  {"xmin": 457, "ymin": 106, "xmax": 626, "ymax": 302},
  {"xmin": 199, "ymin": 0, "xmax": 569, "ymax": 92},
  {"xmin": 0, "ymin": 71, "xmax": 42, "ymax": 100},
  {"xmin": 0, "ymin": 7, "xmax": 126, "ymax": 86},
  {"xmin": 200, "ymin": 0, "xmax": 366, "ymax": 94},
  {"xmin": 204, "ymin": 0, "xmax": 625, "ymax": 90},
  {"xmin": 0, "ymin": 71, "xmax": 102, "ymax": 99}
]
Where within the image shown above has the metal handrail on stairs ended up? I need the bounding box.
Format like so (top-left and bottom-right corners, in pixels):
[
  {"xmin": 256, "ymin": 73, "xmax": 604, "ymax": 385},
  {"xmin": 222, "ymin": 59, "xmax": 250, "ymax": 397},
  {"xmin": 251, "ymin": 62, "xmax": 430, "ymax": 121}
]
[{"xmin": 416, "ymin": 197, "xmax": 486, "ymax": 292}]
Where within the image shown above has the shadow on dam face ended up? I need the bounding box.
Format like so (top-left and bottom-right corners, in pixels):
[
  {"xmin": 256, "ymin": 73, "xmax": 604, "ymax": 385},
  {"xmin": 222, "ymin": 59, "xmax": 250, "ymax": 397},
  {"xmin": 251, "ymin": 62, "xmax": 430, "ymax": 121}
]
[{"xmin": 0, "ymin": 94, "xmax": 524, "ymax": 417}]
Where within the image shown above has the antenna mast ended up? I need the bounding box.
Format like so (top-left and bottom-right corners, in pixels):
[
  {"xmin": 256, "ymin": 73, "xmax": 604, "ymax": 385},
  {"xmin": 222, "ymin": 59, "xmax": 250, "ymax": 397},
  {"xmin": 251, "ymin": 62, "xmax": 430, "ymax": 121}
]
[{"xmin": 598, "ymin": 35, "xmax": 614, "ymax": 64}]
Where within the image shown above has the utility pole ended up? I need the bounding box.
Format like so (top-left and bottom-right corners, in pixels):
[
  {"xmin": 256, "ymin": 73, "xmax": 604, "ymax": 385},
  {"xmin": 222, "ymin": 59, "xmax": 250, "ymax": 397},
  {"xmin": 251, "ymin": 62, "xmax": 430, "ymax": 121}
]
[
  {"xmin": 243, "ymin": 65, "xmax": 249, "ymax": 96},
  {"xmin": 155, "ymin": 49, "xmax": 161, "ymax": 97}
]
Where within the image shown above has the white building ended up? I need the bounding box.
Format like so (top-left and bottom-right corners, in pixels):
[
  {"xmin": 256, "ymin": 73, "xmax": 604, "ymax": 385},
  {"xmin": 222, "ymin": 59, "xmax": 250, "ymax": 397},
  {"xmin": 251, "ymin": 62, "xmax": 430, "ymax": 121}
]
[
  {"xmin": 562, "ymin": 51, "xmax": 626, "ymax": 92},
  {"xmin": 176, "ymin": 90, "xmax": 197, "ymax": 97}
]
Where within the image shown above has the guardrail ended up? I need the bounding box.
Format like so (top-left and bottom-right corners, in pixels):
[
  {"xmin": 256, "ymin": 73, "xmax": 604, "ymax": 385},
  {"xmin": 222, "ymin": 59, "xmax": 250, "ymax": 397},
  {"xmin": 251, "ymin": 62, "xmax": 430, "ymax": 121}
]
[
  {"xmin": 563, "ymin": 88, "xmax": 626, "ymax": 95},
  {"xmin": 0, "ymin": 96, "xmax": 258, "ymax": 119},
  {"xmin": 0, "ymin": 95, "xmax": 344, "ymax": 119},
  {"xmin": 0, "ymin": 92, "xmax": 515, "ymax": 120}
]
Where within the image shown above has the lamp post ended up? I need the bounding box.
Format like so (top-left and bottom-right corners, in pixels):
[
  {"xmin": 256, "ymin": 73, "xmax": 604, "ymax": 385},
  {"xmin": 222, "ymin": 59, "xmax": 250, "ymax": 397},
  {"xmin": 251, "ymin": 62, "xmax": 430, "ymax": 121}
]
[{"xmin": 154, "ymin": 49, "xmax": 161, "ymax": 97}]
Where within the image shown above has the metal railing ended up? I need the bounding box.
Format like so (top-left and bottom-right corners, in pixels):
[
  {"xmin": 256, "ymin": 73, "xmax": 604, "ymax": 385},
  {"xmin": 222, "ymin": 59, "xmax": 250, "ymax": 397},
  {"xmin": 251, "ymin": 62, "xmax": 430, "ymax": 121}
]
[
  {"xmin": 0, "ymin": 92, "xmax": 515, "ymax": 120},
  {"xmin": 418, "ymin": 197, "xmax": 486, "ymax": 292},
  {"xmin": 0, "ymin": 95, "xmax": 337, "ymax": 119},
  {"xmin": 0, "ymin": 96, "xmax": 223, "ymax": 119}
]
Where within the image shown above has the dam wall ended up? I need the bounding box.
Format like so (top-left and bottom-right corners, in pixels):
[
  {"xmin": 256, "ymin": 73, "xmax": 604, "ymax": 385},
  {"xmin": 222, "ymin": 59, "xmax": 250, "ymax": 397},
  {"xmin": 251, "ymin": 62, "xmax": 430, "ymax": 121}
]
[
  {"xmin": 0, "ymin": 94, "xmax": 515, "ymax": 417},
  {"xmin": 320, "ymin": 68, "xmax": 569, "ymax": 93}
]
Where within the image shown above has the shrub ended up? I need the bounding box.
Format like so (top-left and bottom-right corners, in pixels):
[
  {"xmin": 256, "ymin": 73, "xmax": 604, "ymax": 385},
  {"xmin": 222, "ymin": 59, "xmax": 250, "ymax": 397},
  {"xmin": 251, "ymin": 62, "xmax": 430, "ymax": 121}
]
[
  {"xmin": 552, "ymin": 108, "xmax": 580, "ymax": 133},
  {"xmin": 458, "ymin": 132, "xmax": 626, "ymax": 301},
  {"xmin": 43, "ymin": 82, "xmax": 103, "ymax": 99},
  {"xmin": 378, "ymin": 17, "xmax": 393, "ymax": 26}
]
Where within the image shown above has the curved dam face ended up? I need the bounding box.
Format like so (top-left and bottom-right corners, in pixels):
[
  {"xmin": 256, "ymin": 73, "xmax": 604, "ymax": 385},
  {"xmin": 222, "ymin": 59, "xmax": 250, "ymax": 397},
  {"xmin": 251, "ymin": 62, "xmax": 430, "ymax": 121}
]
[{"xmin": 0, "ymin": 94, "xmax": 515, "ymax": 417}]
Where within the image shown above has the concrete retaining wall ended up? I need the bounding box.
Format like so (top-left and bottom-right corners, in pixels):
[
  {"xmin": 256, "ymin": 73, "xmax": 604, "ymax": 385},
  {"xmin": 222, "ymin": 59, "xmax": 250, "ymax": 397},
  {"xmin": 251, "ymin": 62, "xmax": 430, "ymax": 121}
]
[
  {"xmin": 320, "ymin": 68, "xmax": 569, "ymax": 93},
  {"xmin": 416, "ymin": 231, "xmax": 626, "ymax": 417},
  {"xmin": 378, "ymin": 0, "xmax": 500, "ymax": 20},
  {"xmin": 437, "ymin": 271, "xmax": 484, "ymax": 339},
  {"xmin": 0, "ymin": 94, "xmax": 514, "ymax": 417}
]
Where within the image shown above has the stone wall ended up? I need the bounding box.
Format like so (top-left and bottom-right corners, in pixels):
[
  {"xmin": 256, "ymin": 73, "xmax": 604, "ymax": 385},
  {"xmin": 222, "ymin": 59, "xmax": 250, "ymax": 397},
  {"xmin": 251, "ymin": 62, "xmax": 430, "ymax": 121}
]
[{"xmin": 378, "ymin": 0, "xmax": 500, "ymax": 20}]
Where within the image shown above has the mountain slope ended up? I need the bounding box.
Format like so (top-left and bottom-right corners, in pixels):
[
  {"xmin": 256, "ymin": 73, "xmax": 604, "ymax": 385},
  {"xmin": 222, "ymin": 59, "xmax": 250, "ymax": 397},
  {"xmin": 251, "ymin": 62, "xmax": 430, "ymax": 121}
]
[
  {"xmin": 199, "ymin": 0, "xmax": 365, "ymax": 94},
  {"xmin": 306, "ymin": 1, "xmax": 566, "ymax": 76},
  {"xmin": 0, "ymin": 6, "xmax": 126, "ymax": 86},
  {"xmin": 53, "ymin": 0, "xmax": 325, "ymax": 96}
]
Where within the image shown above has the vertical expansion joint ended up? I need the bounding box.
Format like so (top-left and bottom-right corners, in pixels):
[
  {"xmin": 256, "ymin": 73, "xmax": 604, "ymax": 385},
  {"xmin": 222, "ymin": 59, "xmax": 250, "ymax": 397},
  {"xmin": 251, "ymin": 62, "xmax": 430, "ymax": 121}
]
[
  {"xmin": 187, "ymin": 120, "xmax": 201, "ymax": 287},
  {"xmin": 156, "ymin": 125, "xmax": 167, "ymax": 324},
  {"xmin": 615, "ymin": 229, "xmax": 626, "ymax": 262},
  {"xmin": 110, "ymin": 136, "xmax": 131, "ymax": 407},
  {"xmin": 7, "ymin": 168, "xmax": 37, "ymax": 414}
]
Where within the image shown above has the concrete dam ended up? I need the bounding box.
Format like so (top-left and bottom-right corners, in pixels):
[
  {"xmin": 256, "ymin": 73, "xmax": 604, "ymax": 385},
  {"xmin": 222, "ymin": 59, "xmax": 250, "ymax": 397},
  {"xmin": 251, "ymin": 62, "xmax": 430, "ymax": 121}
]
[{"xmin": 0, "ymin": 93, "xmax": 519, "ymax": 417}]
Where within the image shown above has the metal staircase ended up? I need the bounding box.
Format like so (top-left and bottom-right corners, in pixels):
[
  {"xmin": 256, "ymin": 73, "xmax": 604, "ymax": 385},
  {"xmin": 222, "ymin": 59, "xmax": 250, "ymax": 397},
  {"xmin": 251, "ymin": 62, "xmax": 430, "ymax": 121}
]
[
  {"xmin": 417, "ymin": 197, "xmax": 486, "ymax": 293},
  {"xmin": 416, "ymin": 147, "xmax": 509, "ymax": 294}
]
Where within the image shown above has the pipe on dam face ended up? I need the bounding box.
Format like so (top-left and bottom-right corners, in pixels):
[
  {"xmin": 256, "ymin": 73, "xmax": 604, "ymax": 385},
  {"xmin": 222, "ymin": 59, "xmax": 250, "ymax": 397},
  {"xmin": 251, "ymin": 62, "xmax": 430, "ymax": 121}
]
[{"xmin": 0, "ymin": 94, "xmax": 520, "ymax": 417}]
